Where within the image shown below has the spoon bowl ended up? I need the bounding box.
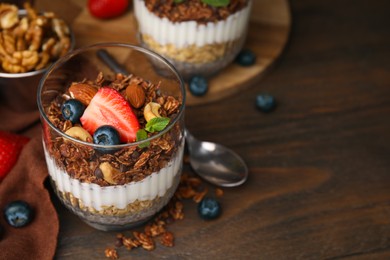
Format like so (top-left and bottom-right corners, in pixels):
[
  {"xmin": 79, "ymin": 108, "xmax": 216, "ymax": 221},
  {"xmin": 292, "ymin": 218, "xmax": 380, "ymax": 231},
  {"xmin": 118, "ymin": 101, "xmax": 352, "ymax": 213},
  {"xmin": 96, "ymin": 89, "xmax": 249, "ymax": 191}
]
[{"xmin": 185, "ymin": 130, "xmax": 248, "ymax": 187}]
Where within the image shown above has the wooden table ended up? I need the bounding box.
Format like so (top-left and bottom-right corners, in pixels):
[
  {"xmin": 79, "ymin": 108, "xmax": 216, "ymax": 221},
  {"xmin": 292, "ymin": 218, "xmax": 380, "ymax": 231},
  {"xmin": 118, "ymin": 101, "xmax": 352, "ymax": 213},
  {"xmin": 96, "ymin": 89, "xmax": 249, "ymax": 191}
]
[{"xmin": 35, "ymin": 0, "xmax": 390, "ymax": 259}]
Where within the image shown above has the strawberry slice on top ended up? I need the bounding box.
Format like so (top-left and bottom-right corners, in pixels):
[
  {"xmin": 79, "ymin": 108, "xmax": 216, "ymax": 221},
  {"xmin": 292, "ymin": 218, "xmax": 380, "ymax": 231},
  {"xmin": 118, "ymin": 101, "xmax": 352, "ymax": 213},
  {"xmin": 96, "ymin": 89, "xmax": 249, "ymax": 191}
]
[{"xmin": 80, "ymin": 87, "xmax": 140, "ymax": 143}]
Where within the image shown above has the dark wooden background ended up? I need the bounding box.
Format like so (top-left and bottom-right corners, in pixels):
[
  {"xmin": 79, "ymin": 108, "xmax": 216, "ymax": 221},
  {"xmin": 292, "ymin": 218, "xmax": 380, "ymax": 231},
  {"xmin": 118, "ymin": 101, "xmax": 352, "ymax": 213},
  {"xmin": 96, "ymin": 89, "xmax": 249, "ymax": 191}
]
[{"xmin": 34, "ymin": 0, "xmax": 390, "ymax": 259}]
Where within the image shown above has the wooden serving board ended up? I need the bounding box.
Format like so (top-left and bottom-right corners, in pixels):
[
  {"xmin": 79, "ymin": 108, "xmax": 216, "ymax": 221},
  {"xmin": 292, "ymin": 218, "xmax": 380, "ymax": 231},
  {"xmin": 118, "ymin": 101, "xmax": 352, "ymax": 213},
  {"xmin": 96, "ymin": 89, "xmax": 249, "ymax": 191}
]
[{"xmin": 37, "ymin": 0, "xmax": 291, "ymax": 106}]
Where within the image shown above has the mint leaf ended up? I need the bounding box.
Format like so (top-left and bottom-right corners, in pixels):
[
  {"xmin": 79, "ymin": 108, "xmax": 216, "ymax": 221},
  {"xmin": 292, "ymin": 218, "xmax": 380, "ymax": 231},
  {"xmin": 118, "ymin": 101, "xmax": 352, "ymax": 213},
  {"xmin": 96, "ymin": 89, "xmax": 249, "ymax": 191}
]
[
  {"xmin": 201, "ymin": 0, "xmax": 230, "ymax": 7},
  {"xmin": 174, "ymin": 0, "xmax": 184, "ymax": 3},
  {"xmin": 145, "ymin": 117, "xmax": 170, "ymax": 133},
  {"xmin": 136, "ymin": 129, "xmax": 150, "ymax": 148}
]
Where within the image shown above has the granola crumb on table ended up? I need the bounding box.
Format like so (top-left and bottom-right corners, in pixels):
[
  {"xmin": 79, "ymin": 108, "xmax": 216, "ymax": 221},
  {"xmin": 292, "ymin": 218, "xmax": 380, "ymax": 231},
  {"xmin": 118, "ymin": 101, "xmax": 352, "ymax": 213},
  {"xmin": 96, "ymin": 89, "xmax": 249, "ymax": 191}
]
[
  {"xmin": 104, "ymin": 168, "xmax": 224, "ymax": 258},
  {"xmin": 104, "ymin": 247, "xmax": 119, "ymax": 259}
]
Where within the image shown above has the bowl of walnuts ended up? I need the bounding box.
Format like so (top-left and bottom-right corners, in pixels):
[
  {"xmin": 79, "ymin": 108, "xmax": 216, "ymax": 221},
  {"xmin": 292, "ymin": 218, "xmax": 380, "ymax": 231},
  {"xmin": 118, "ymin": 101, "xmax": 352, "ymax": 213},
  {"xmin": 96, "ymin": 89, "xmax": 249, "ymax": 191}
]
[{"xmin": 0, "ymin": 2, "xmax": 74, "ymax": 112}]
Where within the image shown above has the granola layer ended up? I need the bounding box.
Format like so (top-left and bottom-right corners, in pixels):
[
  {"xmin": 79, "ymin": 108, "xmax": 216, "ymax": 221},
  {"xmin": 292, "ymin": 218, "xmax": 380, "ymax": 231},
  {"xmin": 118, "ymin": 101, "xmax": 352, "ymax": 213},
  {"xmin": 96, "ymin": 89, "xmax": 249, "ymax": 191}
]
[
  {"xmin": 139, "ymin": 34, "xmax": 245, "ymax": 78},
  {"xmin": 44, "ymin": 140, "xmax": 184, "ymax": 211},
  {"xmin": 142, "ymin": 34, "xmax": 234, "ymax": 64}
]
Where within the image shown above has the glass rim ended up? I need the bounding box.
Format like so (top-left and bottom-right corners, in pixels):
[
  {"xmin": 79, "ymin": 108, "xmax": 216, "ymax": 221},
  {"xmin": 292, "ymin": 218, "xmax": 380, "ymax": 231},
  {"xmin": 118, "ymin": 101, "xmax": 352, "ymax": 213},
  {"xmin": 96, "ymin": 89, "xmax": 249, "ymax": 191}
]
[{"xmin": 37, "ymin": 42, "xmax": 186, "ymax": 149}]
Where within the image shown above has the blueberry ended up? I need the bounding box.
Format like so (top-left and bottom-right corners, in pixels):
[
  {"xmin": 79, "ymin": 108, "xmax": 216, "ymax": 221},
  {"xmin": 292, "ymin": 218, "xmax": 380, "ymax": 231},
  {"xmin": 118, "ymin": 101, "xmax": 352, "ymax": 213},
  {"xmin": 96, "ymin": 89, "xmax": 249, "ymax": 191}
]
[
  {"xmin": 198, "ymin": 197, "xmax": 221, "ymax": 220},
  {"xmin": 3, "ymin": 200, "xmax": 34, "ymax": 228},
  {"xmin": 255, "ymin": 94, "xmax": 276, "ymax": 113},
  {"xmin": 235, "ymin": 49, "xmax": 256, "ymax": 66},
  {"xmin": 93, "ymin": 125, "xmax": 121, "ymax": 146},
  {"xmin": 61, "ymin": 99, "xmax": 85, "ymax": 123},
  {"xmin": 189, "ymin": 76, "xmax": 208, "ymax": 96}
]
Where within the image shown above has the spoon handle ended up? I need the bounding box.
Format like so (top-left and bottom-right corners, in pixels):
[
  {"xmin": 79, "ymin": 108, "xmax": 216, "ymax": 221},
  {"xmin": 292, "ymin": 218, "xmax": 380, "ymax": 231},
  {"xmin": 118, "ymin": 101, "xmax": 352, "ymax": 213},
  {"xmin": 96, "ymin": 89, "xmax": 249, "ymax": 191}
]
[{"xmin": 97, "ymin": 49, "xmax": 129, "ymax": 75}]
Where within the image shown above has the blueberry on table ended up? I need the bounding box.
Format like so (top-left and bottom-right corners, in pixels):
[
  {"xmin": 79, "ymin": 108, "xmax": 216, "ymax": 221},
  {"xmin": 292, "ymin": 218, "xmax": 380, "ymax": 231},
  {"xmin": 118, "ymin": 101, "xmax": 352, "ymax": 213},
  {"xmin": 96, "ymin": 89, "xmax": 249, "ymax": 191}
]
[
  {"xmin": 235, "ymin": 49, "xmax": 256, "ymax": 66},
  {"xmin": 3, "ymin": 200, "xmax": 34, "ymax": 228},
  {"xmin": 93, "ymin": 125, "xmax": 121, "ymax": 146},
  {"xmin": 198, "ymin": 197, "xmax": 221, "ymax": 220},
  {"xmin": 61, "ymin": 99, "xmax": 85, "ymax": 123},
  {"xmin": 189, "ymin": 76, "xmax": 208, "ymax": 97},
  {"xmin": 255, "ymin": 94, "xmax": 276, "ymax": 113}
]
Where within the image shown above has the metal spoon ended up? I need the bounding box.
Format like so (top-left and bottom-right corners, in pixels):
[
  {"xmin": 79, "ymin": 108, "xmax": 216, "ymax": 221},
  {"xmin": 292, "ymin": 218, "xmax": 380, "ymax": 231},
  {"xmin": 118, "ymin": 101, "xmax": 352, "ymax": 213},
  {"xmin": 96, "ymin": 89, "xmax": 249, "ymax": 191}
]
[
  {"xmin": 97, "ymin": 49, "xmax": 248, "ymax": 187},
  {"xmin": 184, "ymin": 130, "xmax": 248, "ymax": 187}
]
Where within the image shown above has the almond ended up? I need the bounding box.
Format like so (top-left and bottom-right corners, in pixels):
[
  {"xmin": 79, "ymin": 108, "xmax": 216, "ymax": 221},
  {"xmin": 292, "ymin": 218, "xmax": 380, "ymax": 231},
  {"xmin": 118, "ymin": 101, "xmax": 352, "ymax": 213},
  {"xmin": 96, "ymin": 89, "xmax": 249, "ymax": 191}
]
[
  {"xmin": 69, "ymin": 83, "xmax": 98, "ymax": 105},
  {"xmin": 126, "ymin": 83, "xmax": 145, "ymax": 108}
]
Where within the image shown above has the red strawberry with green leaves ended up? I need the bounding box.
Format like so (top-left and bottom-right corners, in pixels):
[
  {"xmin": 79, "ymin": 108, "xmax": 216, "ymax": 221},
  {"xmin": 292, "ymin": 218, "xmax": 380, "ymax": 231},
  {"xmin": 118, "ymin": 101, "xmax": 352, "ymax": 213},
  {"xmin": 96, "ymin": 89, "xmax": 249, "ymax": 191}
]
[
  {"xmin": 80, "ymin": 87, "xmax": 140, "ymax": 143},
  {"xmin": 88, "ymin": 0, "xmax": 129, "ymax": 19},
  {"xmin": 0, "ymin": 131, "xmax": 30, "ymax": 181}
]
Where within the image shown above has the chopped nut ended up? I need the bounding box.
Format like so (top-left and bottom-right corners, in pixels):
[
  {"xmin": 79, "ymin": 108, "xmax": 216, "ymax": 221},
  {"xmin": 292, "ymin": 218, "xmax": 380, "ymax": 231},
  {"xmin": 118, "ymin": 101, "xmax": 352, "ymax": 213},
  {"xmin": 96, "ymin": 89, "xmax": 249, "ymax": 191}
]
[
  {"xmin": 35, "ymin": 51, "xmax": 50, "ymax": 70},
  {"xmin": 0, "ymin": 4, "xmax": 18, "ymax": 29},
  {"xmin": 143, "ymin": 102, "xmax": 161, "ymax": 122},
  {"xmin": 0, "ymin": 3, "xmax": 71, "ymax": 73},
  {"xmin": 64, "ymin": 126, "xmax": 93, "ymax": 142},
  {"xmin": 99, "ymin": 162, "xmax": 122, "ymax": 185}
]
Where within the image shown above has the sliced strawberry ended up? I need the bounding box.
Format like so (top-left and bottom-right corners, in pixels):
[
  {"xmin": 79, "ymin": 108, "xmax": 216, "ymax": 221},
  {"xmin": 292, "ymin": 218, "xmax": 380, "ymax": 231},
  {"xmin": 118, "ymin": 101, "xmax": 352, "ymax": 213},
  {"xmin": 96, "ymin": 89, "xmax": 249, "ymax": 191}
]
[
  {"xmin": 80, "ymin": 87, "xmax": 140, "ymax": 143},
  {"xmin": 0, "ymin": 131, "xmax": 30, "ymax": 181}
]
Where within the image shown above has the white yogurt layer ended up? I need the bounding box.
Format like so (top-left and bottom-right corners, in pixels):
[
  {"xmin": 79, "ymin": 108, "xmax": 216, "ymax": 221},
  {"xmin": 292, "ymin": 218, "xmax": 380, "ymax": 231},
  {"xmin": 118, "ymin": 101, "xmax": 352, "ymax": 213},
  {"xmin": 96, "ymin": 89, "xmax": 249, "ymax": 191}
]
[
  {"xmin": 44, "ymin": 139, "xmax": 184, "ymax": 211},
  {"xmin": 133, "ymin": 0, "xmax": 252, "ymax": 48}
]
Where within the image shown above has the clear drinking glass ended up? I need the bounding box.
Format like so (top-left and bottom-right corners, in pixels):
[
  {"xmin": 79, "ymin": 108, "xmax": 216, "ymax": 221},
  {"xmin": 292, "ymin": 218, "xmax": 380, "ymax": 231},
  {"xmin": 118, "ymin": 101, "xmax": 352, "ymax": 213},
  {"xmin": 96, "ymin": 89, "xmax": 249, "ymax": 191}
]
[
  {"xmin": 133, "ymin": 0, "xmax": 253, "ymax": 79},
  {"xmin": 37, "ymin": 43, "xmax": 186, "ymax": 231}
]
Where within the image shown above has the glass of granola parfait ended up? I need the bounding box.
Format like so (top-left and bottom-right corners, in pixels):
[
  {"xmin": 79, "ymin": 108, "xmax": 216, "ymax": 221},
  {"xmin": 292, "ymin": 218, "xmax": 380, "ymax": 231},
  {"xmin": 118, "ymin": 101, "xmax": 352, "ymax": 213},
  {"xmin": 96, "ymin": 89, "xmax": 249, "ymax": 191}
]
[
  {"xmin": 0, "ymin": 2, "xmax": 74, "ymax": 111},
  {"xmin": 37, "ymin": 43, "xmax": 186, "ymax": 231},
  {"xmin": 133, "ymin": 0, "xmax": 252, "ymax": 79}
]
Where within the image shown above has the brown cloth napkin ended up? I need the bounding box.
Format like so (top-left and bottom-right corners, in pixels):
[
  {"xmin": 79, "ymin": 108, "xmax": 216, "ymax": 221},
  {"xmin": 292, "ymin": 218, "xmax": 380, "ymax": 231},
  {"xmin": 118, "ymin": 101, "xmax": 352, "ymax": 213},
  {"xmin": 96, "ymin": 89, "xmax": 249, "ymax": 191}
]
[{"xmin": 0, "ymin": 106, "xmax": 58, "ymax": 259}]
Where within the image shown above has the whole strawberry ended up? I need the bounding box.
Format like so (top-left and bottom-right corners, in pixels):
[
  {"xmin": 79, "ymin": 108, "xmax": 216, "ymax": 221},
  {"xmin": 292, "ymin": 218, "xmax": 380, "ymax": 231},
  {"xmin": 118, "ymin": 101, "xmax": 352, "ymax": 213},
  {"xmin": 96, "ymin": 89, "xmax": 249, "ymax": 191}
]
[
  {"xmin": 0, "ymin": 131, "xmax": 30, "ymax": 181},
  {"xmin": 88, "ymin": 0, "xmax": 129, "ymax": 19}
]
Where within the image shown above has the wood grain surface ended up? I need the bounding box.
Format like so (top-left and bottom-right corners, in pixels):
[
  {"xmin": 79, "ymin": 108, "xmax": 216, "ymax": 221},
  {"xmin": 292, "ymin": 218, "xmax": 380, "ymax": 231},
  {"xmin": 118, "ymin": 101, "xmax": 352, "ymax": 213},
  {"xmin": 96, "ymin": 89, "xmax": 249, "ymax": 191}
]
[{"xmin": 35, "ymin": 0, "xmax": 390, "ymax": 259}]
